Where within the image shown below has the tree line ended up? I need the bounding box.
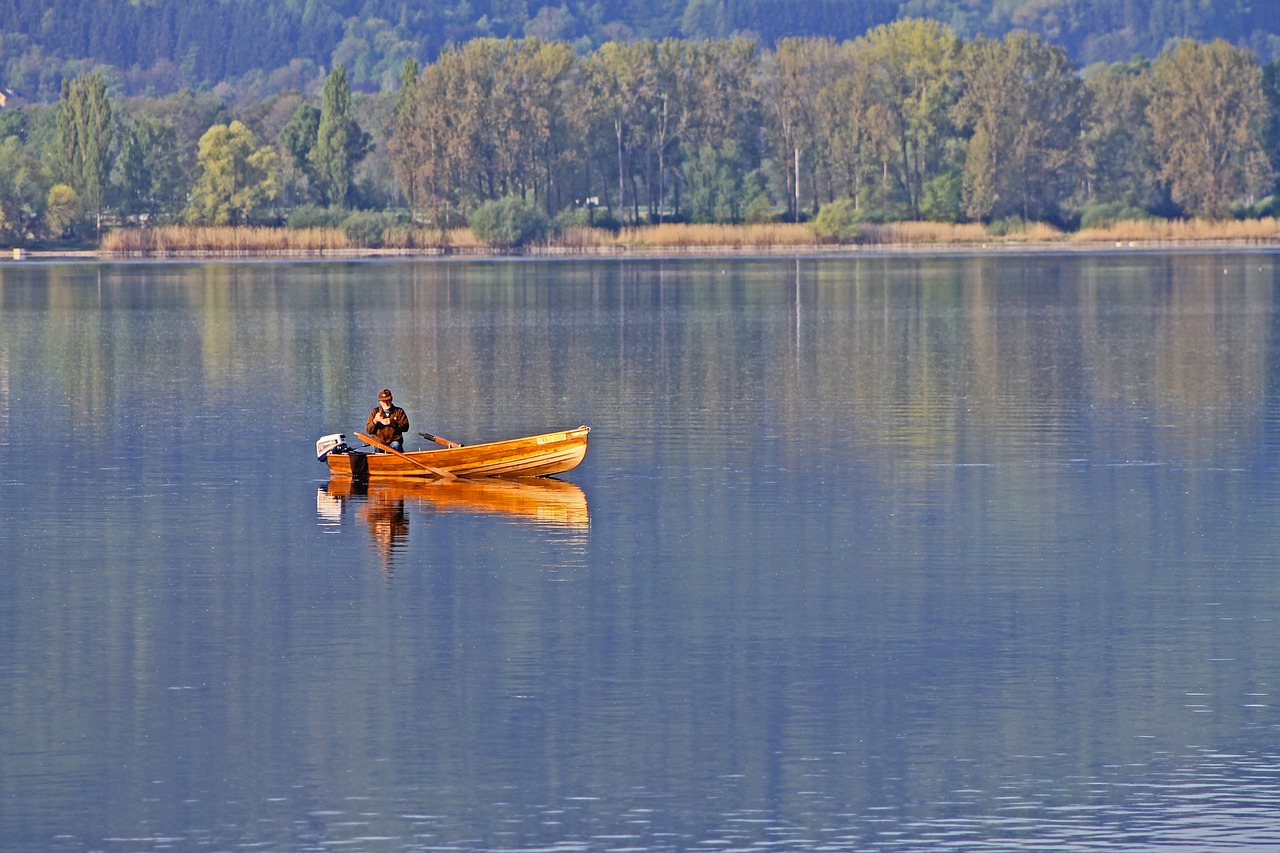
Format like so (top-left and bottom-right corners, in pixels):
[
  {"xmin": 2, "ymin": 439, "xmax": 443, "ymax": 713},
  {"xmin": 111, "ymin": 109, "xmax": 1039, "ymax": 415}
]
[{"xmin": 2, "ymin": 24, "xmax": 1279, "ymax": 246}]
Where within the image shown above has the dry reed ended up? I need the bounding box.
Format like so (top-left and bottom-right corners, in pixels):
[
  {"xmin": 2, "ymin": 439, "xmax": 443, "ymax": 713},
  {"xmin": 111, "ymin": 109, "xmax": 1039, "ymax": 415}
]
[
  {"xmin": 101, "ymin": 225, "xmax": 489, "ymax": 254},
  {"xmin": 101, "ymin": 226, "xmax": 355, "ymax": 253},
  {"xmin": 374, "ymin": 226, "xmax": 485, "ymax": 250},
  {"xmin": 96, "ymin": 217, "xmax": 1280, "ymax": 256},
  {"xmin": 861, "ymin": 222, "xmax": 990, "ymax": 244},
  {"xmin": 997, "ymin": 221, "xmax": 1066, "ymax": 241},
  {"xmin": 436, "ymin": 227, "xmax": 484, "ymax": 248},
  {"xmin": 549, "ymin": 226, "xmax": 622, "ymax": 251},
  {"xmin": 1072, "ymin": 217, "xmax": 1280, "ymax": 243},
  {"xmin": 618, "ymin": 222, "xmax": 818, "ymax": 248}
]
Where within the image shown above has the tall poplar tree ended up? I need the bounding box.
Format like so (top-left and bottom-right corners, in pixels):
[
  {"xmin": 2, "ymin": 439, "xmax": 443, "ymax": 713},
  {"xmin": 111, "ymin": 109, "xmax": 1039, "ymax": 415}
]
[
  {"xmin": 583, "ymin": 41, "xmax": 656, "ymax": 222},
  {"xmin": 389, "ymin": 58, "xmax": 424, "ymax": 219},
  {"xmin": 312, "ymin": 64, "xmax": 371, "ymax": 208},
  {"xmin": 954, "ymin": 31, "xmax": 1086, "ymax": 223},
  {"xmin": 56, "ymin": 72, "xmax": 113, "ymax": 236},
  {"xmin": 117, "ymin": 117, "xmax": 184, "ymax": 223},
  {"xmin": 1082, "ymin": 58, "xmax": 1166, "ymax": 214},
  {"xmin": 762, "ymin": 38, "xmax": 833, "ymax": 221},
  {"xmin": 518, "ymin": 40, "xmax": 576, "ymax": 215},
  {"xmin": 862, "ymin": 19, "xmax": 961, "ymax": 220},
  {"xmin": 281, "ymin": 103, "xmax": 322, "ymax": 198},
  {"xmin": 1147, "ymin": 39, "xmax": 1271, "ymax": 218},
  {"xmin": 811, "ymin": 39, "xmax": 881, "ymax": 211}
]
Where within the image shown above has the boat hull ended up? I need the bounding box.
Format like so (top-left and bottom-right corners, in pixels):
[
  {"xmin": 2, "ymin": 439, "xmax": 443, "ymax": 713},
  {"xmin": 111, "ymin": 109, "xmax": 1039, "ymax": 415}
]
[{"xmin": 326, "ymin": 425, "xmax": 590, "ymax": 479}]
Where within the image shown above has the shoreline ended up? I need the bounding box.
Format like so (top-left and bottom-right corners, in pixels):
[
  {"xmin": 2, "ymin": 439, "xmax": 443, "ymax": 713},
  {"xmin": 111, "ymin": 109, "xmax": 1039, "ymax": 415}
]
[{"xmin": 9, "ymin": 236, "xmax": 1280, "ymax": 263}]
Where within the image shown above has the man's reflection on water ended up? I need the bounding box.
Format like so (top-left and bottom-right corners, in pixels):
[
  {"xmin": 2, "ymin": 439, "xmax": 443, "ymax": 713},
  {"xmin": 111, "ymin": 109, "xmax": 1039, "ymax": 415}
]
[
  {"xmin": 360, "ymin": 492, "xmax": 410, "ymax": 576},
  {"xmin": 317, "ymin": 476, "xmax": 589, "ymax": 576},
  {"xmin": 318, "ymin": 479, "xmax": 412, "ymax": 577}
]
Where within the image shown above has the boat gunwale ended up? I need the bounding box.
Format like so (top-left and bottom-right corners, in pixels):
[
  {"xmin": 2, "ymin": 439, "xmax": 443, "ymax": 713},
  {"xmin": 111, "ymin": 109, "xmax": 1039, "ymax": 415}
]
[
  {"xmin": 325, "ymin": 425, "xmax": 589, "ymax": 479},
  {"xmin": 393, "ymin": 425, "xmax": 588, "ymax": 460}
]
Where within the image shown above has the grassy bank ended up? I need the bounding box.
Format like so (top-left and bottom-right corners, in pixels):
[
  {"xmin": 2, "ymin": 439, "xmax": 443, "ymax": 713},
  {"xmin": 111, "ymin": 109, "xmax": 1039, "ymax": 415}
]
[{"xmin": 93, "ymin": 218, "xmax": 1280, "ymax": 257}]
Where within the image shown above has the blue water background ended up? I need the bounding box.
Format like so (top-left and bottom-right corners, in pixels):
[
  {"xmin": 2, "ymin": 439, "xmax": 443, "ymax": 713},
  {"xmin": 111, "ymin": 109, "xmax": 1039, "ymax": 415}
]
[{"xmin": 2, "ymin": 254, "xmax": 1280, "ymax": 850}]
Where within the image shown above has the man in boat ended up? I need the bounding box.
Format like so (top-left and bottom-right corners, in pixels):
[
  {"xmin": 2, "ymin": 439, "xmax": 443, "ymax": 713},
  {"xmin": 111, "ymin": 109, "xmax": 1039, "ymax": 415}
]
[{"xmin": 366, "ymin": 388, "xmax": 410, "ymax": 451}]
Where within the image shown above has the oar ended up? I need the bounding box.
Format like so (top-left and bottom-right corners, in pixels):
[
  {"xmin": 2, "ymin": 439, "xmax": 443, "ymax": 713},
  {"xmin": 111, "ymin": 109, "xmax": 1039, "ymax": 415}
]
[
  {"xmin": 418, "ymin": 430, "xmax": 463, "ymax": 448},
  {"xmin": 356, "ymin": 432, "xmax": 456, "ymax": 480}
]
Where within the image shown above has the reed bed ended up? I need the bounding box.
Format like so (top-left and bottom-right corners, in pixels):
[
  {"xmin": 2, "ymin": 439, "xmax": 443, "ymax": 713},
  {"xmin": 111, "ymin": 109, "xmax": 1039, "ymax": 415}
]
[
  {"xmin": 101, "ymin": 225, "xmax": 487, "ymax": 254},
  {"xmin": 616, "ymin": 222, "xmax": 819, "ymax": 248},
  {"xmin": 1072, "ymin": 217, "xmax": 1280, "ymax": 243},
  {"xmin": 434, "ymin": 227, "xmax": 484, "ymax": 248},
  {"xmin": 860, "ymin": 221, "xmax": 991, "ymax": 244},
  {"xmin": 375, "ymin": 226, "xmax": 485, "ymax": 249},
  {"xmin": 102, "ymin": 226, "xmax": 354, "ymax": 253},
  {"xmin": 599, "ymin": 220, "xmax": 1063, "ymax": 248},
  {"xmin": 549, "ymin": 226, "xmax": 624, "ymax": 251},
  {"xmin": 544, "ymin": 222, "xmax": 821, "ymax": 251},
  {"xmin": 96, "ymin": 217, "xmax": 1280, "ymax": 256}
]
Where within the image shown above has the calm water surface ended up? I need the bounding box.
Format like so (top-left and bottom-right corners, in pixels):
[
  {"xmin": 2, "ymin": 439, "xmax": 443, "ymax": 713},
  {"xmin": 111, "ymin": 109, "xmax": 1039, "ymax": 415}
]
[{"xmin": 3, "ymin": 254, "xmax": 1280, "ymax": 851}]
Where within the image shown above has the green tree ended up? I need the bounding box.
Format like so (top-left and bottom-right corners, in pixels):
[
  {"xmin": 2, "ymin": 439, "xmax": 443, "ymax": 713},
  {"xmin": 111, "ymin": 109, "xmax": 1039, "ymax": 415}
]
[
  {"xmin": 680, "ymin": 38, "xmax": 761, "ymax": 158},
  {"xmin": 811, "ymin": 39, "xmax": 884, "ymax": 212},
  {"xmin": 56, "ymin": 72, "xmax": 113, "ymax": 236},
  {"xmin": 388, "ymin": 58, "xmax": 425, "ymax": 219},
  {"xmin": 761, "ymin": 38, "xmax": 829, "ymax": 221},
  {"xmin": 862, "ymin": 18, "xmax": 962, "ymax": 219},
  {"xmin": 461, "ymin": 40, "xmax": 514, "ymax": 201},
  {"xmin": 44, "ymin": 183, "xmax": 80, "ymax": 238},
  {"xmin": 116, "ymin": 116, "xmax": 184, "ymax": 223},
  {"xmin": 468, "ymin": 194, "xmax": 549, "ymax": 247},
  {"xmin": 407, "ymin": 46, "xmax": 472, "ymax": 231},
  {"xmin": 188, "ymin": 120, "xmax": 281, "ymax": 225},
  {"xmin": 583, "ymin": 40, "xmax": 657, "ymax": 222},
  {"xmin": 1147, "ymin": 39, "xmax": 1272, "ymax": 218},
  {"xmin": 312, "ymin": 64, "xmax": 371, "ymax": 208},
  {"xmin": 1263, "ymin": 58, "xmax": 1280, "ymax": 196},
  {"xmin": 954, "ymin": 31, "xmax": 1086, "ymax": 223},
  {"xmin": 683, "ymin": 141, "xmax": 763, "ymax": 223},
  {"xmin": 0, "ymin": 134, "xmax": 49, "ymax": 244},
  {"xmin": 645, "ymin": 39, "xmax": 695, "ymax": 221},
  {"xmin": 281, "ymin": 102, "xmax": 321, "ymax": 199},
  {"xmin": 639, "ymin": 38, "xmax": 759, "ymax": 222},
  {"xmin": 407, "ymin": 38, "xmax": 567, "ymax": 211},
  {"xmin": 1081, "ymin": 58, "xmax": 1167, "ymax": 213},
  {"xmin": 809, "ymin": 197, "xmax": 862, "ymax": 241},
  {"xmin": 517, "ymin": 39, "xmax": 578, "ymax": 215}
]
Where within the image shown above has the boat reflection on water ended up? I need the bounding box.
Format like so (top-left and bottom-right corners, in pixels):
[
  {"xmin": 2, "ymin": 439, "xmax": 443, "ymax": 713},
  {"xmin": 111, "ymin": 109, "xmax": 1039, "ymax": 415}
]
[{"xmin": 317, "ymin": 476, "xmax": 590, "ymax": 574}]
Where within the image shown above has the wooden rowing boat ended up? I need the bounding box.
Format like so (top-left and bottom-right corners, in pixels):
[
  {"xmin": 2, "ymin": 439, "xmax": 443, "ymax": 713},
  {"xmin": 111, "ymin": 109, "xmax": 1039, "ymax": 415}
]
[{"xmin": 321, "ymin": 425, "xmax": 590, "ymax": 479}]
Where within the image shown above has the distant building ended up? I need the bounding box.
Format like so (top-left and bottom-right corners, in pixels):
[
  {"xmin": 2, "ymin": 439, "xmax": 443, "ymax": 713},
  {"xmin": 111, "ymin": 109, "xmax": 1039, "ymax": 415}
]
[{"xmin": 0, "ymin": 88, "xmax": 20, "ymax": 109}]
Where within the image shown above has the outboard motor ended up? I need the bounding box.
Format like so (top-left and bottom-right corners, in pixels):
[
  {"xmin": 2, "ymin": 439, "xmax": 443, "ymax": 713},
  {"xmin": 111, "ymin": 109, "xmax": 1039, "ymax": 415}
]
[{"xmin": 316, "ymin": 433, "xmax": 351, "ymax": 461}]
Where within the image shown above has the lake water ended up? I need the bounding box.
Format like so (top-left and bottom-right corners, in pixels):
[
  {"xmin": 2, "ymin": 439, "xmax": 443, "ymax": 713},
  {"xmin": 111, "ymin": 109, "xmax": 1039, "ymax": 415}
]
[{"xmin": 3, "ymin": 252, "xmax": 1280, "ymax": 851}]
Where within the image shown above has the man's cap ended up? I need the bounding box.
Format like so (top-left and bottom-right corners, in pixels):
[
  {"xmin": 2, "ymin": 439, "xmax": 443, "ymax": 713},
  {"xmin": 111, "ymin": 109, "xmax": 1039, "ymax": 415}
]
[{"xmin": 378, "ymin": 388, "xmax": 393, "ymax": 401}]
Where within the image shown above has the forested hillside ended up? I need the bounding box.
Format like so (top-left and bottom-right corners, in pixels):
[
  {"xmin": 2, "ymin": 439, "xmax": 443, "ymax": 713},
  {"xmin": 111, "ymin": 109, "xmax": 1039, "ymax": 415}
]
[{"xmin": 0, "ymin": 0, "xmax": 1278, "ymax": 100}]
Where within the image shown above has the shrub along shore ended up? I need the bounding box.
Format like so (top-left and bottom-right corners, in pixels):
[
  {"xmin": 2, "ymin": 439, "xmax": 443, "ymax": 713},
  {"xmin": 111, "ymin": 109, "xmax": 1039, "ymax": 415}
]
[{"xmin": 74, "ymin": 218, "xmax": 1280, "ymax": 258}]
